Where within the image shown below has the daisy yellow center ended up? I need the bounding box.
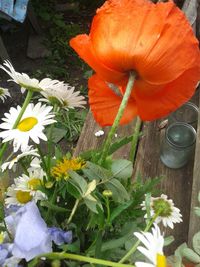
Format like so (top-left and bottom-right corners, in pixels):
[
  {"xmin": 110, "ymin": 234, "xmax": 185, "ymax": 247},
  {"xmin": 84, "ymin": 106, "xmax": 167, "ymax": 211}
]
[
  {"xmin": 157, "ymin": 254, "xmax": 166, "ymax": 267},
  {"xmin": 153, "ymin": 199, "xmax": 172, "ymax": 217},
  {"xmin": 16, "ymin": 190, "xmax": 32, "ymax": 204},
  {"xmin": 28, "ymin": 178, "xmax": 41, "ymax": 190},
  {"xmin": 17, "ymin": 117, "xmax": 38, "ymax": 132},
  {"xmin": 51, "ymin": 157, "xmax": 86, "ymax": 180}
]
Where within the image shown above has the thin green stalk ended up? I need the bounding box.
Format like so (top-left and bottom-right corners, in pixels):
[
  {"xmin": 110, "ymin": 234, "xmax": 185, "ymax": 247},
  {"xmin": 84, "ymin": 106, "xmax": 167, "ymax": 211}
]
[
  {"xmin": 119, "ymin": 212, "xmax": 160, "ymax": 263},
  {"xmin": 3, "ymin": 219, "xmax": 12, "ymax": 241},
  {"xmin": 105, "ymin": 197, "xmax": 111, "ymax": 225},
  {"xmin": 0, "ymin": 90, "xmax": 33, "ymax": 164},
  {"xmin": 129, "ymin": 117, "xmax": 142, "ymax": 163},
  {"xmin": 45, "ymin": 184, "xmax": 57, "ymax": 222},
  {"xmin": 95, "ymin": 230, "xmax": 103, "ymax": 259},
  {"xmin": 99, "ymin": 72, "xmax": 136, "ymax": 165},
  {"xmin": 47, "ymin": 105, "xmax": 58, "ymax": 176},
  {"xmin": 34, "ymin": 252, "xmax": 134, "ymax": 267},
  {"xmin": 36, "ymin": 145, "xmax": 49, "ymax": 181},
  {"xmin": 67, "ymin": 199, "xmax": 80, "ymax": 224}
]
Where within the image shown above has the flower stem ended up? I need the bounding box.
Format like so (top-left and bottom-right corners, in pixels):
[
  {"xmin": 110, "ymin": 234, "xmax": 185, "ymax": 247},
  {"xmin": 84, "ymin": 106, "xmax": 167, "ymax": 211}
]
[
  {"xmin": 119, "ymin": 212, "xmax": 160, "ymax": 263},
  {"xmin": 67, "ymin": 199, "xmax": 80, "ymax": 224},
  {"xmin": 36, "ymin": 252, "xmax": 135, "ymax": 267},
  {"xmin": 99, "ymin": 72, "xmax": 136, "ymax": 165},
  {"xmin": 129, "ymin": 116, "xmax": 142, "ymax": 163},
  {"xmin": 0, "ymin": 90, "xmax": 33, "ymax": 164}
]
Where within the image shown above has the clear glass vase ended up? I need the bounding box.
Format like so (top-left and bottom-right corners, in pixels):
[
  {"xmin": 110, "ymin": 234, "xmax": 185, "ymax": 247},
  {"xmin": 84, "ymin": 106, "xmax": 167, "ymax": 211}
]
[{"xmin": 160, "ymin": 122, "xmax": 196, "ymax": 169}]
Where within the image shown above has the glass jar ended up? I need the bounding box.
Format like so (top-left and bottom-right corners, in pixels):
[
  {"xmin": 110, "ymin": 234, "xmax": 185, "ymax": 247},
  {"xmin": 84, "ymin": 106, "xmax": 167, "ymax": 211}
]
[
  {"xmin": 160, "ymin": 122, "xmax": 196, "ymax": 169},
  {"xmin": 168, "ymin": 102, "xmax": 199, "ymax": 129}
]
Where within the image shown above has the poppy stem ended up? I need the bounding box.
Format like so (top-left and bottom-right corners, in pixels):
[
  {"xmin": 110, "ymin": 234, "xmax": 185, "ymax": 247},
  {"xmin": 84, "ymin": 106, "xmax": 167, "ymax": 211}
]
[
  {"xmin": 129, "ymin": 116, "xmax": 142, "ymax": 163},
  {"xmin": 99, "ymin": 71, "xmax": 136, "ymax": 165}
]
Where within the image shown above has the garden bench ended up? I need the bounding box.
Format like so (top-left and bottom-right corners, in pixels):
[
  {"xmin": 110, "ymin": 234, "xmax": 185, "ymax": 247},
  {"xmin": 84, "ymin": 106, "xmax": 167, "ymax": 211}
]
[{"xmin": 74, "ymin": 0, "xmax": 200, "ymax": 254}]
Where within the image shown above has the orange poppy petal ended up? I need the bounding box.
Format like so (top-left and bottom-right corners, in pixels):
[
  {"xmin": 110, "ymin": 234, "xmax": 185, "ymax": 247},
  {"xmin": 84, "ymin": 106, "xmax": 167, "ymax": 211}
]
[
  {"xmin": 135, "ymin": 2, "xmax": 200, "ymax": 84},
  {"xmin": 88, "ymin": 75, "xmax": 137, "ymax": 126},
  {"xmin": 133, "ymin": 65, "xmax": 200, "ymax": 120},
  {"xmin": 89, "ymin": 0, "xmax": 199, "ymax": 84},
  {"xmin": 70, "ymin": 34, "xmax": 127, "ymax": 83}
]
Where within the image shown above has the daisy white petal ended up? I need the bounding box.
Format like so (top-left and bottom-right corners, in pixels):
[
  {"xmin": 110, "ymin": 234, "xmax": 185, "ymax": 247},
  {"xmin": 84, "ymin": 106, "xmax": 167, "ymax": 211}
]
[
  {"xmin": 141, "ymin": 194, "xmax": 182, "ymax": 229},
  {"xmin": 134, "ymin": 224, "xmax": 166, "ymax": 267},
  {"xmin": 1, "ymin": 146, "xmax": 39, "ymax": 171},
  {"xmin": 0, "ymin": 60, "xmax": 63, "ymax": 93},
  {"xmin": 0, "ymin": 87, "xmax": 10, "ymax": 102},
  {"xmin": 40, "ymin": 83, "xmax": 86, "ymax": 110},
  {"xmin": 0, "ymin": 103, "xmax": 56, "ymax": 152}
]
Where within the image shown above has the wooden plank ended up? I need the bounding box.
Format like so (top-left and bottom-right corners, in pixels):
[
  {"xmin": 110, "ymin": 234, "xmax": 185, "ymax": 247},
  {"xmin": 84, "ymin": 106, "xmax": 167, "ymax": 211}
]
[
  {"xmin": 73, "ymin": 111, "xmax": 137, "ymax": 159},
  {"xmin": 188, "ymin": 90, "xmax": 200, "ymax": 246},
  {"xmin": 132, "ymin": 91, "xmax": 199, "ymax": 254}
]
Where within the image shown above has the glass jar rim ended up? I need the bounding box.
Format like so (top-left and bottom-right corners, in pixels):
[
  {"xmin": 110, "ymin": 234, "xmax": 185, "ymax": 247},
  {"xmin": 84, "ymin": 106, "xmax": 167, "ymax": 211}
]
[
  {"xmin": 165, "ymin": 122, "xmax": 196, "ymax": 148},
  {"xmin": 172, "ymin": 102, "xmax": 199, "ymax": 124}
]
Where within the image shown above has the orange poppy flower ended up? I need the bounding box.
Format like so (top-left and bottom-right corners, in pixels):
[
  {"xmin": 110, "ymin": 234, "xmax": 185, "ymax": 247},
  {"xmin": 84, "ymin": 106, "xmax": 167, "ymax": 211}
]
[{"xmin": 70, "ymin": 0, "xmax": 200, "ymax": 126}]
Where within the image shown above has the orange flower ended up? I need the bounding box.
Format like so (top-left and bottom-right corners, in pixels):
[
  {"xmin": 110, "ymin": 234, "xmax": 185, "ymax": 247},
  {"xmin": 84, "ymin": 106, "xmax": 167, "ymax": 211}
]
[{"xmin": 70, "ymin": 0, "xmax": 200, "ymax": 126}]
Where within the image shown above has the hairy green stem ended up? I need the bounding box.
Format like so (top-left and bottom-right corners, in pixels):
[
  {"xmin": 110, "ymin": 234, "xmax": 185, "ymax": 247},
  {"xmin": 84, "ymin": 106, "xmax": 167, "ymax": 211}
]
[
  {"xmin": 129, "ymin": 117, "xmax": 142, "ymax": 163},
  {"xmin": 0, "ymin": 90, "xmax": 33, "ymax": 164},
  {"xmin": 67, "ymin": 199, "xmax": 80, "ymax": 224},
  {"xmin": 119, "ymin": 212, "xmax": 160, "ymax": 263},
  {"xmin": 99, "ymin": 72, "xmax": 136, "ymax": 165},
  {"xmin": 33, "ymin": 252, "xmax": 134, "ymax": 267}
]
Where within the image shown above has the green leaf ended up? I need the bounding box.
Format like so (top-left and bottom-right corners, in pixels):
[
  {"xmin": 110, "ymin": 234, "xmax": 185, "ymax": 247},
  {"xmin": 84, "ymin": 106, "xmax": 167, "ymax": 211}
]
[
  {"xmin": 182, "ymin": 247, "xmax": 200, "ymax": 263},
  {"xmin": 193, "ymin": 231, "xmax": 200, "ymax": 255},
  {"xmin": 164, "ymin": 235, "xmax": 174, "ymax": 246},
  {"xmin": 167, "ymin": 256, "xmax": 182, "ymax": 267},
  {"xmin": 0, "ymin": 202, "xmax": 4, "ymax": 222},
  {"xmin": 40, "ymin": 201, "xmax": 69, "ymax": 213},
  {"xmin": 195, "ymin": 207, "xmax": 200, "ymax": 217},
  {"xmin": 110, "ymin": 200, "xmax": 133, "ymax": 222},
  {"xmin": 111, "ymin": 159, "xmax": 133, "ymax": 180},
  {"xmin": 51, "ymin": 127, "xmax": 67, "ymax": 143},
  {"xmin": 84, "ymin": 161, "xmax": 112, "ymax": 182},
  {"xmin": 174, "ymin": 242, "xmax": 188, "ymax": 259},
  {"xmin": 84, "ymin": 198, "xmax": 98, "ymax": 213},
  {"xmin": 106, "ymin": 179, "xmax": 130, "ymax": 202},
  {"xmin": 68, "ymin": 170, "xmax": 88, "ymax": 195},
  {"xmin": 108, "ymin": 135, "xmax": 134, "ymax": 155}
]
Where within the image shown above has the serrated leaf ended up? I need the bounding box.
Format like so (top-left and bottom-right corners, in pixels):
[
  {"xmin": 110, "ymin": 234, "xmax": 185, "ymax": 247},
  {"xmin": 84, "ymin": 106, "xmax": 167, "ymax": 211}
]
[
  {"xmin": 193, "ymin": 231, "xmax": 200, "ymax": 255},
  {"xmin": 111, "ymin": 159, "xmax": 133, "ymax": 180},
  {"xmin": 83, "ymin": 180, "xmax": 96, "ymax": 197},
  {"xmin": 182, "ymin": 248, "xmax": 200, "ymax": 263},
  {"xmin": 68, "ymin": 170, "xmax": 87, "ymax": 195},
  {"xmin": 108, "ymin": 135, "xmax": 134, "ymax": 155}
]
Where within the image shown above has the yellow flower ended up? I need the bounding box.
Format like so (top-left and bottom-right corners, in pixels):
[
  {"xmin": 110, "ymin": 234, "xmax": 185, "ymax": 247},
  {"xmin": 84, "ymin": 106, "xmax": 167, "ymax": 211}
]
[{"xmin": 51, "ymin": 157, "xmax": 86, "ymax": 180}]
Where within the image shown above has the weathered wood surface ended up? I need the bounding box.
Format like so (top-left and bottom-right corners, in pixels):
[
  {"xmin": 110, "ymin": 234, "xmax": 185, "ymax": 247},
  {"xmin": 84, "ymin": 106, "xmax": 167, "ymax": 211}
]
[
  {"xmin": 74, "ymin": 0, "xmax": 200, "ymax": 255},
  {"xmin": 188, "ymin": 91, "xmax": 200, "ymax": 247}
]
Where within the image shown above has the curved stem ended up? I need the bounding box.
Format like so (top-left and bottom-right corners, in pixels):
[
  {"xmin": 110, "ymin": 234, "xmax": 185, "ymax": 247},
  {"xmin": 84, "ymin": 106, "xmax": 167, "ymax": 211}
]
[
  {"xmin": 119, "ymin": 212, "xmax": 160, "ymax": 263},
  {"xmin": 0, "ymin": 90, "xmax": 33, "ymax": 164},
  {"xmin": 99, "ymin": 72, "xmax": 136, "ymax": 165},
  {"xmin": 34, "ymin": 252, "xmax": 134, "ymax": 267},
  {"xmin": 129, "ymin": 116, "xmax": 142, "ymax": 163},
  {"xmin": 67, "ymin": 199, "xmax": 80, "ymax": 224}
]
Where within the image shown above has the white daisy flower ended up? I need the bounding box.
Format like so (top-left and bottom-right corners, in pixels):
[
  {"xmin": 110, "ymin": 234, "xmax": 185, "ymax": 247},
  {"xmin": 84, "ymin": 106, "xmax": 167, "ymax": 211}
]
[
  {"xmin": 134, "ymin": 224, "xmax": 166, "ymax": 267},
  {"xmin": 0, "ymin": 60, "xmax": 64, "ymax": 93},
  {"xmin": 30, "ymin": 157, "xmax": 41, "ymax": 168},
  {"xmin": 0, "ymin": 102, "xmax": 56, "ymax": 152},
  {"xmin": 0, "ymin": 87, "xmax": 10, "ymax": 102},
  {"xmin": 5, "ymin": 168, "xmax": 46, "ymax": 207},
  {"xmin": 40, "ymin": 83, "xmax": 86, "ymax": 110},
  {"xmin": 5, "ymin": 184, "xmax": 33, "ymax": 207},
  {"xmin": 141, "ymin": 194, "xmax": 182, "ymax": 229},
  {"xmin": 1, "ymin": 146, "xmax": 39, "ymax": 172}
]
